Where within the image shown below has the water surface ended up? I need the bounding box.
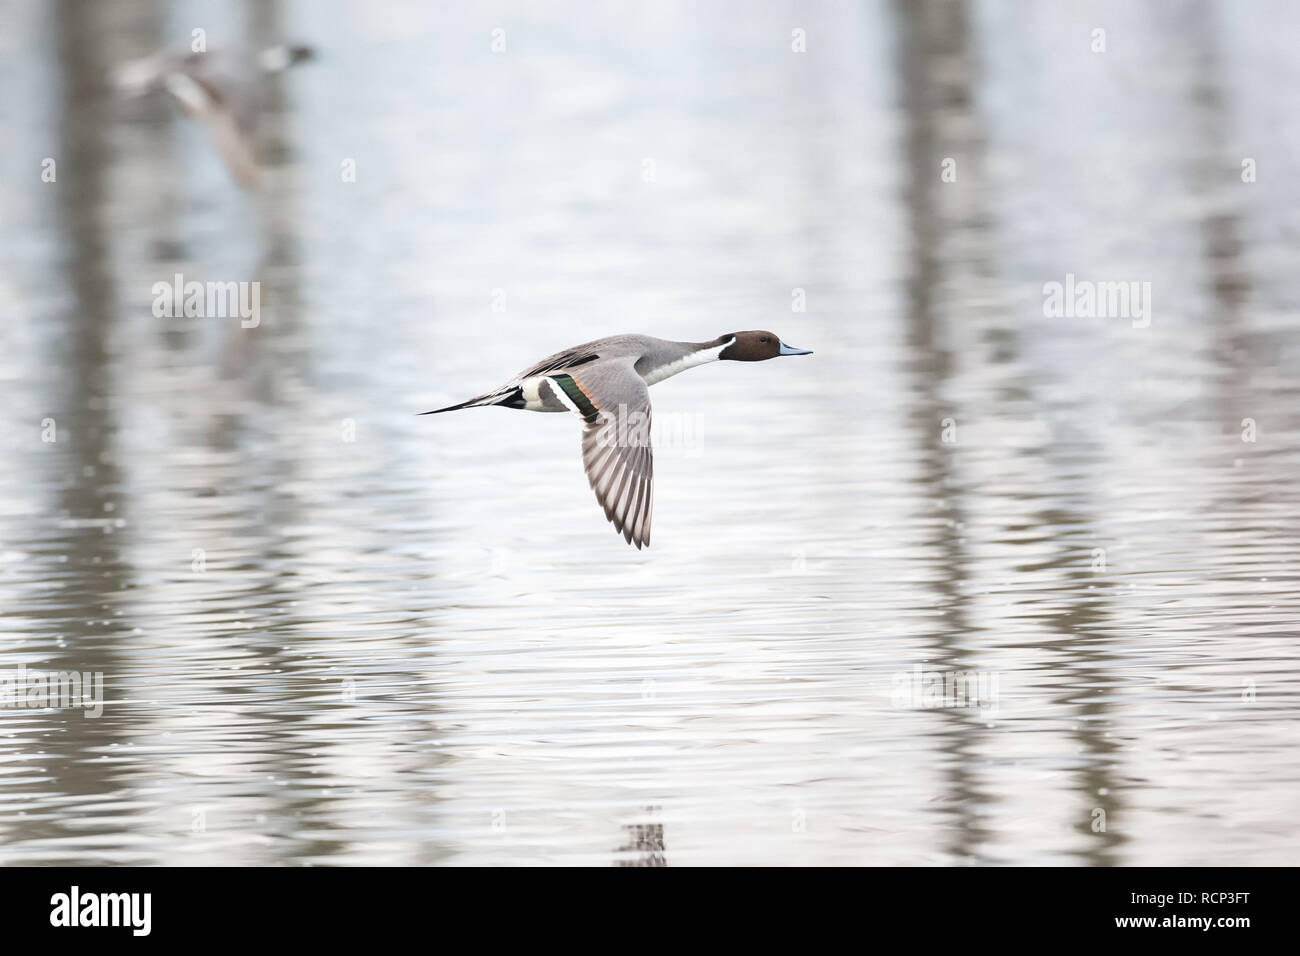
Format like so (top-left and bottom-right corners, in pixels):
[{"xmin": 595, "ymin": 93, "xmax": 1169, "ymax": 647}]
[{"xmin": 1, "ymin": 0, "xmax": 1298, "ymax": 865}]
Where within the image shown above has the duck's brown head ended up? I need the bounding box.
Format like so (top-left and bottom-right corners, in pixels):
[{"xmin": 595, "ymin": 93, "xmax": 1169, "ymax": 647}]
[{"xmin": 717, "ymin": 330, "xmax": 813, "ymax": 362}]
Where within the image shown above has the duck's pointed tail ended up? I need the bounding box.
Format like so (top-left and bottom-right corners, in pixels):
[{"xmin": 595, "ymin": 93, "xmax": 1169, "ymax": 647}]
[{"xmin": 418, "ymin": 386, "xmax": 525, "ymax": 415}]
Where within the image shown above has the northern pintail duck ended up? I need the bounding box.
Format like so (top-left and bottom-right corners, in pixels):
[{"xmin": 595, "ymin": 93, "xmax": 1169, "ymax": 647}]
[
  {"xmin": 112, "ymin": 43, "xmax": 315, "ymax": 187},
  {"xmin": 422, "ymin": 332, "xmax": 813, "ymax": 549}
]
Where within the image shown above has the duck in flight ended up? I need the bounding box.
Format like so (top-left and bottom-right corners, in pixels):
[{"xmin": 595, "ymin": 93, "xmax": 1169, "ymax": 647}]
[
  {"xmin": 112, "ymin": 43, "xmax": 315, "ymax": 188},
  {"xmin": 421, "ymin": 332, "xmax": 813, "ymax": 549}
]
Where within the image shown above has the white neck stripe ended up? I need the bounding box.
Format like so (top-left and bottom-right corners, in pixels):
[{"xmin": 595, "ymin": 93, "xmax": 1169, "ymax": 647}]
[{"xmin": 642, "ymin": 337, "xmax": 734, "ymax": 386}]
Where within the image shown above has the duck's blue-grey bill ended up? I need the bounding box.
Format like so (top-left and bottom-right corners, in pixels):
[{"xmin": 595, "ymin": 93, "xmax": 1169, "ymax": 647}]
[{"xmin": 779, "ymin": 342, "xmax": 813, "ymax": 355}]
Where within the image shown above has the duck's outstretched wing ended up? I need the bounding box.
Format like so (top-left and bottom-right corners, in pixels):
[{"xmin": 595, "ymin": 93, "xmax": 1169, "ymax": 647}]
[
  {"xmin": 161, "ymin": 71, "xmax": 260, "ymax": 188},
  {"xmin": 519, "ymin": 346, "xmax": 601, "ymax": 380},
  {"xmin": 546, "ymin": 367, "xmax": 653, "ymax": 549}
]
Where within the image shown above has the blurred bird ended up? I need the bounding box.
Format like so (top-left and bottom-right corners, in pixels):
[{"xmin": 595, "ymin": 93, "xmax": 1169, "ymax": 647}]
[
  {"xmin": 112, "ymin": 43, "xmax": 315, "ymax": 188},
  {"xmin": 421, "ymin": 332, "xmax": 813, "ymax": 549}
]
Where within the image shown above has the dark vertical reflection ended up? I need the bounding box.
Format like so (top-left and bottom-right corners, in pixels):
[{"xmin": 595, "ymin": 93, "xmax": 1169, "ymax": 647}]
[
  {"xmin": 1016, "ymin": 509, "xmax": 1126, "ymax": 864},
  {"xmin": 214, "ymin": 0, "xmax": 309, "ymax": 385},
  {"xmin": 893, "ymin": 0, "xmax": 992, "ymax": 863},
  {"xmin": 1179, "ymin": 5, "xmax": 1299, "ymax": 634},
  {"xmin": 615, "ymin": 808, "xmax": 667, "ymax": 867},
  {"xmin": 894, "ymin": 0, "xmax": 1127, "ymax": 864},
  {"xmin": 1180, "ymin": 1, "xmax": 1265, "ymax": 480},
  {"xmin": 984, "ymin": 3, "xmax": 1267, "ymax": 867},
  {"xmin": 24, "ymin": 0, "xmax": 138, "ymax": 856},
  {"xmin": 240, "ymin": 0, "xmax": 346, "ymax": 865},
  {"xmin": 1183, "ymin": 4, "xmax": 1250, "ymax": 356},
  {"xmin": 196, "ymin": 0, "xmax": 392, "ymax": 865}
]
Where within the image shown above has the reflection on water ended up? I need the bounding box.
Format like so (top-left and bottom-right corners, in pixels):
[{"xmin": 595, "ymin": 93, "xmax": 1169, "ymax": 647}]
[
  {"xmin": 1, "ymin": 0, "xmax": 1299, "ymax": 865},
  {"xmin": 616, "ymin": 809, "xmax": 666, "ymax": 868}
]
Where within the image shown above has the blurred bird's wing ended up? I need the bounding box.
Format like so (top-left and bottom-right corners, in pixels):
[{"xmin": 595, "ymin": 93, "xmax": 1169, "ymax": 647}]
[{"xmin": 162, "ymin": 71, "xmax": 261, "ymax": 188}]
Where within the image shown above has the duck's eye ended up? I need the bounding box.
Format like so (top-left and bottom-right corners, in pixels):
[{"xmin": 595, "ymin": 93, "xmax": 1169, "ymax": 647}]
[{"xmin": 760, "ymin": 337, "xmax": 770, "ymax": 343}]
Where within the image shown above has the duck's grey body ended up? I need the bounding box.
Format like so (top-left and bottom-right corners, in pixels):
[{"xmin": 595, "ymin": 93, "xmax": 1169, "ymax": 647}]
[
  {"xmin": 423, "ymin": 331, "xmax": 811, "ymax": 548},
  {"xmin": 510, "ymin": 334, "xmax": 729, "ymax": 412}
]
